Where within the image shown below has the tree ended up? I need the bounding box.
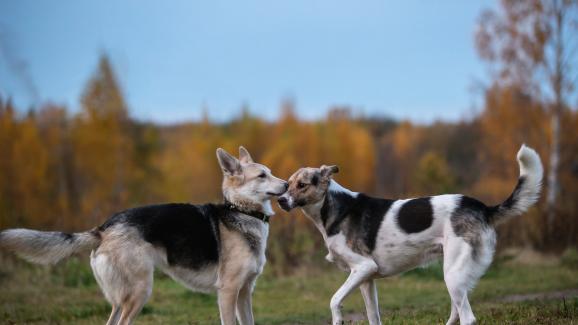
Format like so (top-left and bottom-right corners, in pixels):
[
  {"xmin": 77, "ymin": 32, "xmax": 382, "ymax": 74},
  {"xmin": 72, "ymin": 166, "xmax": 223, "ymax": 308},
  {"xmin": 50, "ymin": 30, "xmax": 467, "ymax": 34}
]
[
  {"xmin": 414, "ymin": 151, "xmax": 456, "ymax": 195},
  {"xmin": 73, "ymin": 54, "xmax": 133, "ymax": 226},
  {"xmin": 476, "ymin": 0, "xmax": 578, "ymax": 230},
  {"xmin": 36, "ymin": 104, "xmax": 75, "ymax": 229}
]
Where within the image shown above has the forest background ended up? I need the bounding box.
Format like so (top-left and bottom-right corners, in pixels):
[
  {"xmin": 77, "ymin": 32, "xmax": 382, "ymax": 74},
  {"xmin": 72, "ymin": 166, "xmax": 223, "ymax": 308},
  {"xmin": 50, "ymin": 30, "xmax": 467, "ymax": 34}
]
[{"xmin": 1, "ymin": 0, "xmax": 577, "ymax": 275}]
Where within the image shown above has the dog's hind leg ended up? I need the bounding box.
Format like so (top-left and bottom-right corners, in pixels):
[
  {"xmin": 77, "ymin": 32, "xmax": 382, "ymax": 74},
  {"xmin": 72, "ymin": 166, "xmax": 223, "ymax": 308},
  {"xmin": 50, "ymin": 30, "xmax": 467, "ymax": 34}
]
[
  {"xmin": 443, "ymin": 238, "xmax": 476, "ymax": 325},
  {"xmin": 445, "ymin": 303, "xmax": 458, "ymax": 325},
  {"xmin": 443, "ymin": 230, "xmax": 495, "ymax": 325},
  {"xmin": 106, "ymin": 305, "xmax": 122, "ymax": 325},
  {"xmin": 91, "ymin": 251, "xmax": 121, "ymax": 325},
  {"xmin": 93, "ymin": 251, "xmax": 153, "ymax": 325},
  {"xmin": 111, "ymin": 261, "xmax": 153, "ymax": 325},
  {"xmin": 91, "ymin": 253, "xmax": 122, "ymax": 325},
  {"xmin": 117, "ymin": 287, "xmax": 152, "ymax": 325},
  {"xmin": 91, "ymin": 229, "xmax": 155, "ymax": 325},
  {"xmin": 360, "ymin": 279, "xmax": 381, "ymax": 325},
  {"xmin": 114, "ymin": 253, "xmax": 154, "ymax": 325}
]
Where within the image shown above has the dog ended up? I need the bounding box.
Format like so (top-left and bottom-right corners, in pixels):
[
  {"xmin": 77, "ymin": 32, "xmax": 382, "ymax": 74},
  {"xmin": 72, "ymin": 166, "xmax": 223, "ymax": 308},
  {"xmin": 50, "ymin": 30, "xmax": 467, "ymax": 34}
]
[
  {"xmin": 0, "ymin": 146, "xmax": 288, "ymax": 325},
  {"xmin": 278, "ymin": 144, "xmax": 542, "ymax": 325}
]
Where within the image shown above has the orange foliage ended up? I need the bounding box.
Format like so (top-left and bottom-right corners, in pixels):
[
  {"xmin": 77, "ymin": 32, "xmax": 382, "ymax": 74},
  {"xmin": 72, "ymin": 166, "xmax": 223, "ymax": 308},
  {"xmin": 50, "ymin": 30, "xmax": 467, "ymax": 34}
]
[{"xmin": 1, "ymin": 53, "xmax": 577, "ymax": 274}]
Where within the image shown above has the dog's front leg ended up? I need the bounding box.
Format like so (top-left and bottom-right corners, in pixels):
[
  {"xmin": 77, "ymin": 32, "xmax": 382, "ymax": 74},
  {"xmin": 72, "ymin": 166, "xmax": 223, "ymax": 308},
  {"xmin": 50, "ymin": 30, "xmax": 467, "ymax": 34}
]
[
  {"xmin": 236, "ymin": 277, "xmax": 256, "ymax": 325},
  {"xmin": 330, "ymin": 262, "xmax": 378, "ymax": 325},
  {"xmin": 218, "ymin": 287, "xmax": 239, "ymax": 325},
  {"xmin": 360, "ymin": 279, "xmax": 381, "ymax": 325}
]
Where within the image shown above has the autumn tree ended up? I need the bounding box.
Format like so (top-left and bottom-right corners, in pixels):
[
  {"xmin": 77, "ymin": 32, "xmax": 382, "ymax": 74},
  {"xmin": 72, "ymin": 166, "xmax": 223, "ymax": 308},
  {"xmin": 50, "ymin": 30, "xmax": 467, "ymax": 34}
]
[
  {"xmin": 36, "ymin": 104, "xmax": 75, "ymax": 229},
  {"xmin": 476, "ymin": 0, "xmax": 578, "ymax": 230},
  {"xmin": 0, "ymin": 99, "xmax": 51, "ymax": 228},
  {"xmin": 413, "ymin": 151, "xmax": 456, "ymax": 195},
  {"xmin": 72, "ymin": 54, "xmax": 134, "ymax": 227}
]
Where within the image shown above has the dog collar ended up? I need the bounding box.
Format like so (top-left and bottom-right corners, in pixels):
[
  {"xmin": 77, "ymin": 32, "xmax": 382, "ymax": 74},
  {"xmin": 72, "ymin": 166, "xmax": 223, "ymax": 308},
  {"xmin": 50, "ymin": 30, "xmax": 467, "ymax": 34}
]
[{"xmin": 224, "ymin": 201, "xmax": 271, "ymax": 223}]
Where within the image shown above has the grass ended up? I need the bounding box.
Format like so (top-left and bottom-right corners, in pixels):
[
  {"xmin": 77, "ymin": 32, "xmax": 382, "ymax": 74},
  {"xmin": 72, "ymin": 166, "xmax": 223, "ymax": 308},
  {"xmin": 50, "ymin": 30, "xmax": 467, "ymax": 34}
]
[{"xmin": 1, "ymin": 254, "xmax": 578, "ymax": 324}]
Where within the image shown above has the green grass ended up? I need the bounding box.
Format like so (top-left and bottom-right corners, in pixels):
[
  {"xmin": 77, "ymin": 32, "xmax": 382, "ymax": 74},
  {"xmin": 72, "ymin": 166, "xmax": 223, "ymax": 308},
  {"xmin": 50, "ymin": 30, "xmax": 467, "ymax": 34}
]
[{"xmin": 1, "ymin": 255, "xmax": 577, "ymax": 324}]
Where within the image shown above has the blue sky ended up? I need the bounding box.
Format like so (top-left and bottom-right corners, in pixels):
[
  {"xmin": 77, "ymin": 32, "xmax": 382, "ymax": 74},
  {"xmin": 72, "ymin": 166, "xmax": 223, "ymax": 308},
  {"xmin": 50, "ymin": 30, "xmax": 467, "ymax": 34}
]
[{"xmin": 0, "ymin": 0, "xmax": 496, "ymax": 124}]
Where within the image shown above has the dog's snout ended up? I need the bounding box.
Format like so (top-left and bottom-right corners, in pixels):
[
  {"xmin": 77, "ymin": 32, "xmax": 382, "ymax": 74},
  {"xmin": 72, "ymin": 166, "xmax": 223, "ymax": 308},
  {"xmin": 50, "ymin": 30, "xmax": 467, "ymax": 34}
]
[{"xmin": 277, "ymin": 196, "xmax": 292, "ymax": 211}]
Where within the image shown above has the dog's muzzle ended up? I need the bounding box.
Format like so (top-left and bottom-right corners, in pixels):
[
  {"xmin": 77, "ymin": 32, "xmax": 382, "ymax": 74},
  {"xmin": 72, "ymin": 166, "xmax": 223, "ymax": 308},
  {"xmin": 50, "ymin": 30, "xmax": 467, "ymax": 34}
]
[
  {"xmin": 266, "ymin": 182, "xmax": 289, "ymax": 197},
  {"xmin": 277, "ymin": 196, "xmax": 292, "ymax": 211}
]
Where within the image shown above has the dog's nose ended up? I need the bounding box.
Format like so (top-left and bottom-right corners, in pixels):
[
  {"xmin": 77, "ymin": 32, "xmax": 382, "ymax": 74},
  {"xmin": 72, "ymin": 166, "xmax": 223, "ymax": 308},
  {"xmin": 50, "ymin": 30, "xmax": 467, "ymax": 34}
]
[{"xmin": 277, "ymin": 196, "xmax": 291, "ymax": 211}]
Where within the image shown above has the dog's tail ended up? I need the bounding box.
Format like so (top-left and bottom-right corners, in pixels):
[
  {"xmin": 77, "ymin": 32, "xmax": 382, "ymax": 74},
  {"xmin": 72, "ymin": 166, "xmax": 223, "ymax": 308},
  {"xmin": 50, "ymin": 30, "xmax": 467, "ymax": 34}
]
[
  {"xmin": 0, "ymin": 228, "xmax": 101, "ymax": 265},
  {"xmin": 488, "ymin": 144, "xmax": 543, "ymax": 225}
]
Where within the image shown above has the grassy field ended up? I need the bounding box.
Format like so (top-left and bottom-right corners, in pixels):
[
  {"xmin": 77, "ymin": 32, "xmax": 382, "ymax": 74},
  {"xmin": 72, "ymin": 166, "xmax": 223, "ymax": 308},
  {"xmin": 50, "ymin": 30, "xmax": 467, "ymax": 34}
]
[{"xmin": 1, "ymin": 253, "xmax": 578, "ymax": 324}]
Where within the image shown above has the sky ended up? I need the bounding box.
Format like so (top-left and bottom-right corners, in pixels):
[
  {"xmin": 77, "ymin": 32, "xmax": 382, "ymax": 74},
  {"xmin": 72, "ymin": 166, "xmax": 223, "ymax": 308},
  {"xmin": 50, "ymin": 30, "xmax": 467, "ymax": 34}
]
[{"xmin": 0, "ymin": 0, "xmax": 496, "ymax": 124}]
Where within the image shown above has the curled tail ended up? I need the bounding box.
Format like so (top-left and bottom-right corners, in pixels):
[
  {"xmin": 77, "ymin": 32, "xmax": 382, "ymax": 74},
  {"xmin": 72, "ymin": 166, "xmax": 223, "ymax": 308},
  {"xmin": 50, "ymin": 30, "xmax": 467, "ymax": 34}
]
[
  {"xmin": 489, "ymin": 144, "xmax": 543, "ymax": 225},
  {"xmin": 0, "ymin": 228, "xmax": 101, "ymax": 265}
]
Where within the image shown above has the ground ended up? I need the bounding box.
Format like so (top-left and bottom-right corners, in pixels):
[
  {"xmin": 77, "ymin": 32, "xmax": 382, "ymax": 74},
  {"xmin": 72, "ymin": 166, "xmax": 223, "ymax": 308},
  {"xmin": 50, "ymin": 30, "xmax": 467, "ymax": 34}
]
[{"xmin": 1, "ymin": 253, "xmax": 577, "ymax": 324}]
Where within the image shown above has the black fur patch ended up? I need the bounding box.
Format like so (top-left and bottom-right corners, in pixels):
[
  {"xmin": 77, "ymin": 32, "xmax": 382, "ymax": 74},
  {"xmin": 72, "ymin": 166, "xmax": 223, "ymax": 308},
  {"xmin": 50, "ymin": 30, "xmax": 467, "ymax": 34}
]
[
  {"xmin": 458, "ymin": 196, "xmax": 489, "ymax": 216},
  {"xmin": 321, "ymin": 192, "xmax": 392, "ymax": 253},
  {"xmin": 100, "ymin": 203, "xmax": 222, "ymax": 270},
  {"xmin": 311, "ymin": 174, "xmax": 319, "ymax": 186},
  {"xmin": 487, "ymin": 176, "xmax": 526, "ymax": 223},
  {"xmin": 501, "ymin": 176, "xmax": 525, "ymax": 209},
  {"xmin": 347, "ymin": 194, "xmax": 393, "ymax": 252},
  {"xmin": 451, "ymin": 196, "xmax": 491, "ymax": 259},
  {"xmin": 396, "ymin": 198, "xmax": 433, "ymax": 234},
  {"xmin": 321, "ymin": 191, "xmax": 357, "ymax": 234}
]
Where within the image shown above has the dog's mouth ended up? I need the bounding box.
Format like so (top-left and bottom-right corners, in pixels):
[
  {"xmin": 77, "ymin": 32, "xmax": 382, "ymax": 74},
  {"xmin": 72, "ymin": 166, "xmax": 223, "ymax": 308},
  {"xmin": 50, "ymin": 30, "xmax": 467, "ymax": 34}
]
[
  {"xmin": 266, "ymin": 190, "xmax": 286, "ymax": 196},
  {"xmin": 278, "ymin": 203, "xmax": 292, "ymax": 212}
]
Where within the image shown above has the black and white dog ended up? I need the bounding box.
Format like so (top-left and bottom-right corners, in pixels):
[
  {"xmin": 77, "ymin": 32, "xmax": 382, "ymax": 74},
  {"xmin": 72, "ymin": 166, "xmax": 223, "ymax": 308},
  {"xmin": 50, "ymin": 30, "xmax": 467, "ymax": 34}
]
[
  {"xmin": 278, "ymin": 145, "xmax": 542, "ymax": 325},
  {"xmin": 0, "ymin": 147, "xmax": 288, "ymax": 325}
]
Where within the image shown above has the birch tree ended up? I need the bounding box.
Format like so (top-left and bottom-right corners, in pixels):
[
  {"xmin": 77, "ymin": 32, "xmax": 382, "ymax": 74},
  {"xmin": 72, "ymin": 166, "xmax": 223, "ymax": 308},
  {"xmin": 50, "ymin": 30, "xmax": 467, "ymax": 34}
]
[{"xmin": 476, "ymin": 0, "xmax": 578, "ymax": 231}]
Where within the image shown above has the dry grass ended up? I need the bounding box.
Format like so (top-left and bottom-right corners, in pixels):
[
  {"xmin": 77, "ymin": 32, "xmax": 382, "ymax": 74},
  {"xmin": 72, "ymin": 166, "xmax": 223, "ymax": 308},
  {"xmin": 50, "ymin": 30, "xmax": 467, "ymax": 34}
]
[{"xmin": 1, "ymin": 252, "xmax": 577, "ymax": 324}]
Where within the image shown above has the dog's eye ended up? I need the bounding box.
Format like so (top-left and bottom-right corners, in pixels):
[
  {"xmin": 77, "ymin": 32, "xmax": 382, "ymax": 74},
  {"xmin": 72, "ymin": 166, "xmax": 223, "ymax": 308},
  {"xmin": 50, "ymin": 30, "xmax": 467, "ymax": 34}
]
[
  {"xmin": 297, "ymin": 182, "xmax": 307, "ymax": 189},
  {"xmin": 258, "ymin": 173, "xmax": 266, "ymax": 178}
]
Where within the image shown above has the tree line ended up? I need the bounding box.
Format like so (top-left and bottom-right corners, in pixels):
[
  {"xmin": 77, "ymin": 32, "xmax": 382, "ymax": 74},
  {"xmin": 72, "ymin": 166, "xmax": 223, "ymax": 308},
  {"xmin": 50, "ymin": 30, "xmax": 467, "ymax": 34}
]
[{"xmin": 1, "ymin": 0, "xmax": 577, "ymax": 274}]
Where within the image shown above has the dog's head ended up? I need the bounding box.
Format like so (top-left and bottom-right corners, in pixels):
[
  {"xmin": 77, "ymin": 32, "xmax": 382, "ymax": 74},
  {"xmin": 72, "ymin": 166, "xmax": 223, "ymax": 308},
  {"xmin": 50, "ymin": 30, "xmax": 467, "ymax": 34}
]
[
  {"xmin": 217, "ymin": 146, "xmax": 288, "ymax": 212},
  {"xmin": 277, "ymin": 165, "xmax": 339, "ymax": 211}
]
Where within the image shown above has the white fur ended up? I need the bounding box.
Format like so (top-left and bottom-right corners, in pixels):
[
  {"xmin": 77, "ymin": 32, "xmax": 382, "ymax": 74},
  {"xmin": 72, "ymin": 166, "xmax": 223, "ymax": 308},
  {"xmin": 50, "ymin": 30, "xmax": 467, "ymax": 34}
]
[
  {"xmin": 261, "ymin": 200, "xmax": 275, "ymax": 216},
  {"xmin": 0, "ymin": 229, "xmax": 99, "ymax": 264},
  {"xmin": 296, "ymin": 145, "xmax": 542, "ymax": 325},
  {"xmin": 155, "ymin": 248, "xmax": 220, "ymax": 293},
  {"xmin": 493, "ymin": 144, "xmax": 543, "ymax": 223},
  {"xmin": 328, "ymin": 179, "xmax": 359, "ymax": 197},
  {"xmin": 301, "ymin": 189, "xmax": 490, "ymax": 325},
  {"xmin": 370, "ymin": 196, "xmax": 454, "ymax": 276}
]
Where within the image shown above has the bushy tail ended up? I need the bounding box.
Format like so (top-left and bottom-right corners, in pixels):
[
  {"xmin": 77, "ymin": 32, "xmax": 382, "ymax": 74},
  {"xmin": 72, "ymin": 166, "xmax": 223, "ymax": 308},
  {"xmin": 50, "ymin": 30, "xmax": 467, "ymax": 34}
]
[
  {"xmin": 0, "ymin": 228, "xmax": 100, "ymax": 265},
  {"xmin": 489, "ymin": 144, "xmax": 543, "ymax": 225}
]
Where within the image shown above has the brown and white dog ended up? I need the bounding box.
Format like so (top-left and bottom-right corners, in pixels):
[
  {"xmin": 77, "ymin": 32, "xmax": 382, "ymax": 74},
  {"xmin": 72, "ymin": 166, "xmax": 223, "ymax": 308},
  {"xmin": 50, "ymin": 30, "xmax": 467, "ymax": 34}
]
[
  {"xmin": 278, "ymin": 145, "xmax": 543, "ymax": 325},
  {"xmin": 0, "ymin": 146, "xmax": 288, "ymax": 325}
]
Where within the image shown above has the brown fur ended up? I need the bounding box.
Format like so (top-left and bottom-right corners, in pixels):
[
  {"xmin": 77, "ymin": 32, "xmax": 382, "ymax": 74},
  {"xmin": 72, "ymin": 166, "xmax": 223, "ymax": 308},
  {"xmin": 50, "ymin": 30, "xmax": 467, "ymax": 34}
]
[{"xmin": 282, "ymin": 165, "xmax": 338, "ymax": 209}]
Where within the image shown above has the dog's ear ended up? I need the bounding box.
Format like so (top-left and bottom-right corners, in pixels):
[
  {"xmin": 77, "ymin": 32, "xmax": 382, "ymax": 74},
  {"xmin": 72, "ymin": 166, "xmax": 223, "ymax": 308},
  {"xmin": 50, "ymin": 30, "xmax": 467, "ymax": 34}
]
[
  {"xmin": 216, "ymin": 148, "xmax": 242, "ymax": 176},
  {"xmin": 238, "ymin": 146, "xmax": 254, "ymax": 164},
  {"xmin": 320, "ymin": 165, "xmax": 339, "ymax": 179}
]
